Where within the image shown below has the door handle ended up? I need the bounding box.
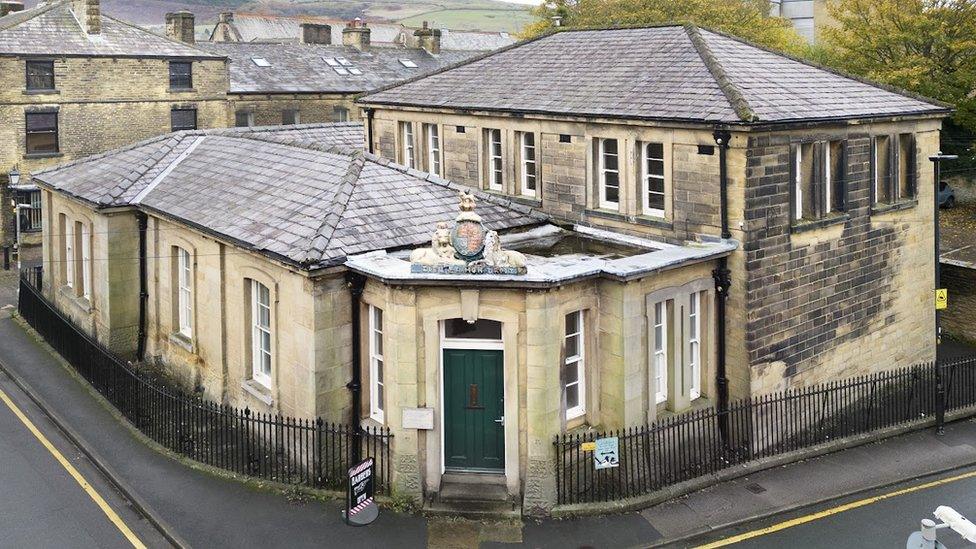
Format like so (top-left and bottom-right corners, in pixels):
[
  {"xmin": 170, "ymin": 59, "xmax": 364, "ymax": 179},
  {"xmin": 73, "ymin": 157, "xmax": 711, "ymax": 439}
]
[{"xmin": 494, "ymin": 416, "xmax": 504, "ymax": 425}]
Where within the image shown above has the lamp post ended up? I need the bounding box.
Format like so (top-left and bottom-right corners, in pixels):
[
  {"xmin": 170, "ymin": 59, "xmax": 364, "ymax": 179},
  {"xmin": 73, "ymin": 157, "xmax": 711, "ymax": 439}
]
[{"xmin": 930, "ymin": 152, "xmax": 956, "ymax": 435}]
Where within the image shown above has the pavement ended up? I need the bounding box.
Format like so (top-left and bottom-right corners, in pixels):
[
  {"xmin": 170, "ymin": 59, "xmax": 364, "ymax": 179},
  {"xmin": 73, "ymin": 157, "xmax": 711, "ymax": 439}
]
[{"xmin": 1, "ymin": 260, "xmax": 976, "ymax": 548}]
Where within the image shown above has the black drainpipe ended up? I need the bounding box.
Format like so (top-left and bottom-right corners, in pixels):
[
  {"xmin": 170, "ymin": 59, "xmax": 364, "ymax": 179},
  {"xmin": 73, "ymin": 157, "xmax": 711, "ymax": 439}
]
[
  {"xmin": 346, "ymin": 271, "xmax": 367, "ymax": 462},
  {"xmin": 363, "ymin": 107, "xmax": 375, "ymax": 154},
  {"xmin": 136, "ymin": 211, "xmax": 148, "ymax": 362},
  {"xmin": 712, "ymin": 129, "xmax": 733, "ymax": 449}
]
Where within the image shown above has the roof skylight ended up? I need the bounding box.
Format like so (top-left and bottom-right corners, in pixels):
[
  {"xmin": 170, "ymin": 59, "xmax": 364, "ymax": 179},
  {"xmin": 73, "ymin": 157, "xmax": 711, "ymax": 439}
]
[
  {"xmin": 251, "ymin": 57, "xmax": 271, "ymax": 67},
  {"xmin": 336, "ymin": 56, "xmax": 353, "ymax": 67},
  {"xmin": 399, "ymin": 59, "xmax": 418, "ymax": 68},
  {"xmin": 348, "ymin": 68, "xmax": 363, "ymax": 75},
  {"xmin": 324, "ymin": 57, "xmax": 339, "ymax": 67},
  {"xmin": 333, "ymin": 67, "xmax": 350, "ymax": 75}
]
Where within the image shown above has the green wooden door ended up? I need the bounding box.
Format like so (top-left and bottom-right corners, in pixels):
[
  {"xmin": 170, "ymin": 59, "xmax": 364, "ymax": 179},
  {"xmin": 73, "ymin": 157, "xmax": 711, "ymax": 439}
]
[{"xmin": 443, "ymin": 349, "xmax": 505, "ymax": 471}]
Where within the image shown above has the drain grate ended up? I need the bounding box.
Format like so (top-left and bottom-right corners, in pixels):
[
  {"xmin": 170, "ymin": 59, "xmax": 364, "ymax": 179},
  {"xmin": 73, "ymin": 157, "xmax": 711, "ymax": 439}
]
[{"xmin": 745, "ymin": 483, "xmax": 767, "ymax": 494}]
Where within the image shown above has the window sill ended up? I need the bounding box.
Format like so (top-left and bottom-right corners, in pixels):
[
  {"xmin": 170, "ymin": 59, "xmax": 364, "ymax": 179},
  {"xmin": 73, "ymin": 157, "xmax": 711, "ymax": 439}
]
[
  {"xmin": 361, "ymin": 416, "xmax": 385, "ymax": 430},
  {"xmin": 791, "ymin": 212, "xmax": 849, "ymax": 234},
  {"xmin": 168, "ymin": 331, "xmax": 193, "ymax": 352},
  {"xmin": 168, "ymin": 88, "xmax": 197, "ymax": 93},
  {"xmin": 24, "ymin": 152, "xmax": 63, "ymax": 160},
  {"xmin": 511, "ymin": 194, "xmax": 542, "ymax": 207},
  {"xmin": 58, "ymin": 286, "xmax": 91, "ymax": 314},
  {"xmin": 241, "ymin": 379, "xmax": 273, "ymax": 406},
  {"xmin": 23, "ymin": 89, "xmax": 59, "ymax": 95},
  {"xmin": 871, "ymin": 200, "xmax": 917, "ymax": 216},
  {"xmin": 586, "ymin": 208, "xmax": 674, "ymax": 230}
]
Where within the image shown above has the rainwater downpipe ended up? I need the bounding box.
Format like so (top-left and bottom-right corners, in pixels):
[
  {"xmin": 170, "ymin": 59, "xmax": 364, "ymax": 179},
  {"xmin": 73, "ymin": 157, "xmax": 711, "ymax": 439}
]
[
  {"xmin": 136, "ymin": 211, "xmax": 148, "ymax": 362},
  {"xmin": 364, "ymin": 107, "xmax": 375, "ymax": 154},
  {"xmin": 346, "ymin": 271, "xmax": 367, "ymax": 462},
  {"xmin": 712, "ymin": 129, "xmax": 732, "ymax": 449}
]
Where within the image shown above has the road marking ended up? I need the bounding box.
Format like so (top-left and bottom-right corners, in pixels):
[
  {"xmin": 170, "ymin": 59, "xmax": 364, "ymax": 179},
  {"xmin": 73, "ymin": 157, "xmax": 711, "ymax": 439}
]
[
  {"xmin": 696, "ymin": 468, "xmax": 976, "ymax": 548},
  {"xmin": 0, "ymin": 386, "xmax": 147, "ymax": 549}
]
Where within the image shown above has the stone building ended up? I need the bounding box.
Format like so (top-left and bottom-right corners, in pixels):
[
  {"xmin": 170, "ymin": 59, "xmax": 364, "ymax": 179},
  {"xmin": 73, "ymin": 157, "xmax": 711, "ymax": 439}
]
[
  {"xmin": 0, "ymin": 3, "xmax": 489, "ymax": 247},
  {"xmin": 31, "ymin": 121, "xmax": 735, "ymax": 512},
  {"xmin": 207, "ymin": 11, "xmax": 516, "ymax": 52},
  {"xmin": 359, "ymin": 25, "xmax": 951, "ymax": 399},
  {"xmin": 27, "ymin": 24, "xmax": 952, "ymax": 514},
  {"xmin": 193, "ymin": 20, "xmax": 475, "ymax": 128},
  {"xmin": 0, "ymin": 0, "xmax": 229, "ymax": 247},
  {"xmin": 769, "ymin": 0, "xmax": 834, "ymax": 43}
]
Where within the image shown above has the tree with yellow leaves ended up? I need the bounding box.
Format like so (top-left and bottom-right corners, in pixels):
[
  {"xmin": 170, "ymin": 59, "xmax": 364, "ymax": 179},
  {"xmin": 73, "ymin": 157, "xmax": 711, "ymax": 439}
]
[{"xmin": 520, "ymin": 0, "xmax": 806, "ymax": 54}]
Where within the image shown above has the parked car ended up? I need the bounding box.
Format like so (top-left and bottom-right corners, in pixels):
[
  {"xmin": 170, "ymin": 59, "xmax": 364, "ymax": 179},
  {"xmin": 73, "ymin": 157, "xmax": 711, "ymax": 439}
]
[{"xmin": 940, "ymin": 181, "xmax": 956, "ymax": 208}]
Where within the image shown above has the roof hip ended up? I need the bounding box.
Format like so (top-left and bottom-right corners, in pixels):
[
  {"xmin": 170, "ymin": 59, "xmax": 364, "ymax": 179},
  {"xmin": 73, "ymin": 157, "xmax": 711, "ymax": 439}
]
[
  {"xmin": 303, "ymin": 151, "xmax": 366, "ymax": 264},
  {"xmin": 684, "ymin": 24, "xmax": 757, "ymax": 124}
]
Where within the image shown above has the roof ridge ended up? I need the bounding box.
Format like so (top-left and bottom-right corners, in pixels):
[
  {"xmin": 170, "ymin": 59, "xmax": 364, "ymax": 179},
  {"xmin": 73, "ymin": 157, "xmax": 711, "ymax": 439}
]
[
  {"xmin": 0, "ymin": 0, "xmax": 64, "ymax": 33},
  {"xmin": 685, "ymin": 24, "xmax": 757, "ymax": 124},
  {"xmin": 695, "ymin": 26, "xmax": 953, "ymax": 111},
  {"xmin": 32, "ymin": 131, "xmax": 187, "ymax": 180},
  {"xmin": 99, "ymin": 133, "xmax": 191, "ymax": 205},
  {"xmin": 303, "ymin": 151, "xmax": 367, "ymax": 264},
  {"xmin": 102, "ymin": 13, "xmax": 227, "ymax": 58}
]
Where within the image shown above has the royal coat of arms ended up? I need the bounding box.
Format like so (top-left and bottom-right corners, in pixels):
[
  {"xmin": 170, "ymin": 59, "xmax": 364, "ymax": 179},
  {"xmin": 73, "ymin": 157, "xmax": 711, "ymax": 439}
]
[{"xmin": 409, "ymin": 190, "xmax": 527, "ymax": 275}]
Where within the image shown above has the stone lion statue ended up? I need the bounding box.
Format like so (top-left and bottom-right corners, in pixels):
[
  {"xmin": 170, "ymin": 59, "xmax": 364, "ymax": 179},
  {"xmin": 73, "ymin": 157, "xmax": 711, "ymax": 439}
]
[
  {"xmin": 410, "ymin": 221, "xmax": 464, "ymax": 266},
  {"xmin": 482, "ymin": 230, "xmax": 526, "ymax": 269}
]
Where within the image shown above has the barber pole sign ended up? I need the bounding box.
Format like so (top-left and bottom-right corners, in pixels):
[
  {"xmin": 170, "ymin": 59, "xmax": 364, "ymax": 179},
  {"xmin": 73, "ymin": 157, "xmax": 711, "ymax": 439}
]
[{"xmin": 344, "ymin": 457, "xmax": 378, "ymax": 526}]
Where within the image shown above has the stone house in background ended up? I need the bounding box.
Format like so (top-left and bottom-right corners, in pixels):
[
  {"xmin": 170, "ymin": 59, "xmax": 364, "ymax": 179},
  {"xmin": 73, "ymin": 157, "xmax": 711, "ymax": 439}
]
[
  {"xmin": 206, "ymin": 11, "xmax": 516, "ymax": 52},
  {"xmin": 359, "ymin": 25, "xmax": 951, "ymax": 401},
  {"xmin": 0, "ymin": 0, "xmax": 228, "ymax": 248},
  {"xmin": 0, "ymin": 1, "xmax": 494, "ymax": 247},
  {"xmin": 193, "ymin": 20, "xmax": 476, "ymax": 128}
]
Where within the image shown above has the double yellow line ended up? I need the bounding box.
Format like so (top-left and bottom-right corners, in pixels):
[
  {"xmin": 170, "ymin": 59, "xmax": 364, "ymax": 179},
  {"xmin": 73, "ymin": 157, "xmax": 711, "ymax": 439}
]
[
  {"xmin": 696, "ymin": 468, "xmax": 976, "ymax": 548},
  {"xmin": 0, "ymin": 386, "xmax": 147, "ymax": 549}
]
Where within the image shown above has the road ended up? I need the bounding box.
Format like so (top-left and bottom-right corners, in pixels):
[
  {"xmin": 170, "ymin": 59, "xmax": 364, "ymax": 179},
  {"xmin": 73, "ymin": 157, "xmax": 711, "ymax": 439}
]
[
  {"xmin": 690, "ymin": 466, "xmax": 976, "ymax": 549},
  {"xmin": 0, "ymin": 371, "xmax": 170, "ymax": 549}
]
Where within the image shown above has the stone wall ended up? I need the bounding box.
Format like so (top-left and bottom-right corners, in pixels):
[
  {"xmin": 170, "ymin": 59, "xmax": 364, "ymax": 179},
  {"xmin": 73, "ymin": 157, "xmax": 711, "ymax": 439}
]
[
  {"xmin": 743, "ymin": 121, "xmax": 940, "ymax": 392},
  {"xmin": 228, "ymin": 93, "xmax": 358, "ymax": 127},
  {"xmin": 368, "ymin": 110, "xmax": 728, "ymax": 245},
  {"xmin": 942, "ymin": 263, "xmax": 976, "ymax": 345}
]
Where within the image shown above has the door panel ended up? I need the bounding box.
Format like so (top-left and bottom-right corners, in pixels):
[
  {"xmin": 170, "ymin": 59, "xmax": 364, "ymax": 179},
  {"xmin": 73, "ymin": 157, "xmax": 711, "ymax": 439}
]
[{"xmin": 444, "ymin": 349, "xmax": 504, "ymax": 470}]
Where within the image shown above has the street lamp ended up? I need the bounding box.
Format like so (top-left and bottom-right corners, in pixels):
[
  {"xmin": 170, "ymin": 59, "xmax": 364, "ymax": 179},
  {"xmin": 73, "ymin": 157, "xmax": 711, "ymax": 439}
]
[
  {"xmin": 8, "ymin": 167, "xmax": 19, "ymax": 187},
  {"xmin": 929, "ymin": 152, "xmax": 956, "ymax": 436}
]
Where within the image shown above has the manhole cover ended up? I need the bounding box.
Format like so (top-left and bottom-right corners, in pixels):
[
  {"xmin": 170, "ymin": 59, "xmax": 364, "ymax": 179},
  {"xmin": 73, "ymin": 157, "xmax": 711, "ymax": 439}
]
[{"xmin": 745, "ymin": 483, "xmax": 766, "ymax": 494}]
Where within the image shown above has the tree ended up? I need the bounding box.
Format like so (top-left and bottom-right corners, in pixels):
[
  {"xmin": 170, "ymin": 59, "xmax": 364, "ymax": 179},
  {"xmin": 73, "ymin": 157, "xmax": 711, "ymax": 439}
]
[
  {"xmin": 820, "ymin": 0, "xmax": 976, "ymax": 160},
  {"xmin": 520, "ymin": 0, "xmax": 806, "ymax": 54}
]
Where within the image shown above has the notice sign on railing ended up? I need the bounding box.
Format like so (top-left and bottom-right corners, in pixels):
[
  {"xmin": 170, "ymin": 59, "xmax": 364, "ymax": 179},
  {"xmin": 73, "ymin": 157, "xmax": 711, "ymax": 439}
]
[
  {"xmin": 344, "ymin": 457, "xmax": 378, "ymax": 526},
  {"xmin": 594, "ymin": 437, "xmax": 619, "ymax": 470}
]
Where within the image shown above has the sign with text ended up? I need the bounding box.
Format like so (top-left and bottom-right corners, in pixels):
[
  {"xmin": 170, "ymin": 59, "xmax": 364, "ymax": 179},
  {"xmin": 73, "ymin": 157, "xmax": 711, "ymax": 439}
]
[
  {"xmin": 593, "ymin": 437, "xmax": 619, "ymax": 470},
  {"xmin": 344, "ymin": 457, "xmax": 378, "ymax": 526}
]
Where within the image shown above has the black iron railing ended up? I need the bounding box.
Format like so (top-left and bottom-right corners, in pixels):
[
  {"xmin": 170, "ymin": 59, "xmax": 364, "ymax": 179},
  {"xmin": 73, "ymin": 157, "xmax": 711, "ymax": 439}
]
[
  {"xmin": 18, "ymin": 270, "xmax": 392, "ymax": 494},
  {"xmin": 555, "ymin": 357, "xmax": 976, "ymax": 505}
]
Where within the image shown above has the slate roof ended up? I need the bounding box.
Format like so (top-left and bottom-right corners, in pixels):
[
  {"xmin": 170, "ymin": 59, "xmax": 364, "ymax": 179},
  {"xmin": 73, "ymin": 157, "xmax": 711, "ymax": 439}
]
[
  {"xmin": 32, "ymin": 124, "xmax": 545, "ymax": 270},
  {"xmin": 0, "ymin": 1, "xmax": 221, "ymax": 58},
  {"xmin": 198, "ymin": 42, "xmax": 475, "ymax": 94},
  {"xmin": 361, "ymin": 25, "xmax": 951, "ymax": 125},
  {"xmin": 208, "ymin": 13, "xmax": 515, "ymax": 51}
]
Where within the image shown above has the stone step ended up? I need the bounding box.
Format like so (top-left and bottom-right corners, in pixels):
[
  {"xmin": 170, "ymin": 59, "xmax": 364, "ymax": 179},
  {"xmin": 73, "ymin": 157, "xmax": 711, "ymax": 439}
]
[
  {"xmin": 440, "ymin": 471, "xmax": 507, "ymax": 486},
  {"xmin": 439, "ymin": 480, "xmax": 509, "ymax": 502},
  {"xmin": 423, "ymin": 497, "xmax": 521, "ymax": 520}
]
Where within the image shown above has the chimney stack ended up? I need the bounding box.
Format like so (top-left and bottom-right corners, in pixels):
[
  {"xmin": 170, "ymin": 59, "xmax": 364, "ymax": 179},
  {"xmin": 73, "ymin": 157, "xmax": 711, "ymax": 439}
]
[
  {"xmin": 0, "ymin": 1, "xmax": 24, "ymax": 17},
  {"xmin": 165, "ymin": 10, "xmax": 196, "ymax": 44},
  {"xmin": 342, "ymin": 18, "xmax": 370, "ymax": 51},
  {"xmin": 413, "ymin": 21, "xmax": 441, "ymax": 55},
  {"xmin": 71, "ymin": 0, "xmax": 100, "ymax": 34},
  {"xmin": 300, "ymin": 22, "xmax": 332, "ymax": 45},
  {"xmin": 218, "ymin": 12, "xmax": 234, "ymax": 24}
]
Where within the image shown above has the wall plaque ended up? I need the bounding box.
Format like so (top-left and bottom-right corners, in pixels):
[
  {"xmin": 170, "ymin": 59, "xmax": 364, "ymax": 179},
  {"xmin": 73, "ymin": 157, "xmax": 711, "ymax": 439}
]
[{"xmin": 402, "ymin": 407, "xmax": 435, "ymax": 430}]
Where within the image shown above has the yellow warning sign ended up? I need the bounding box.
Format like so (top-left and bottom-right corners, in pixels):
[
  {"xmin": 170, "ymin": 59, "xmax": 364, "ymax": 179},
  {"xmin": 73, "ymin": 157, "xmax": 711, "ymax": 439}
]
[
  {"xmin": 936, "ymin": 289, "xmax": 948, "ymax": 310},
  {"xmin": 581, "ymin": 442, "xmax": 596, "ymax": 452}
]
